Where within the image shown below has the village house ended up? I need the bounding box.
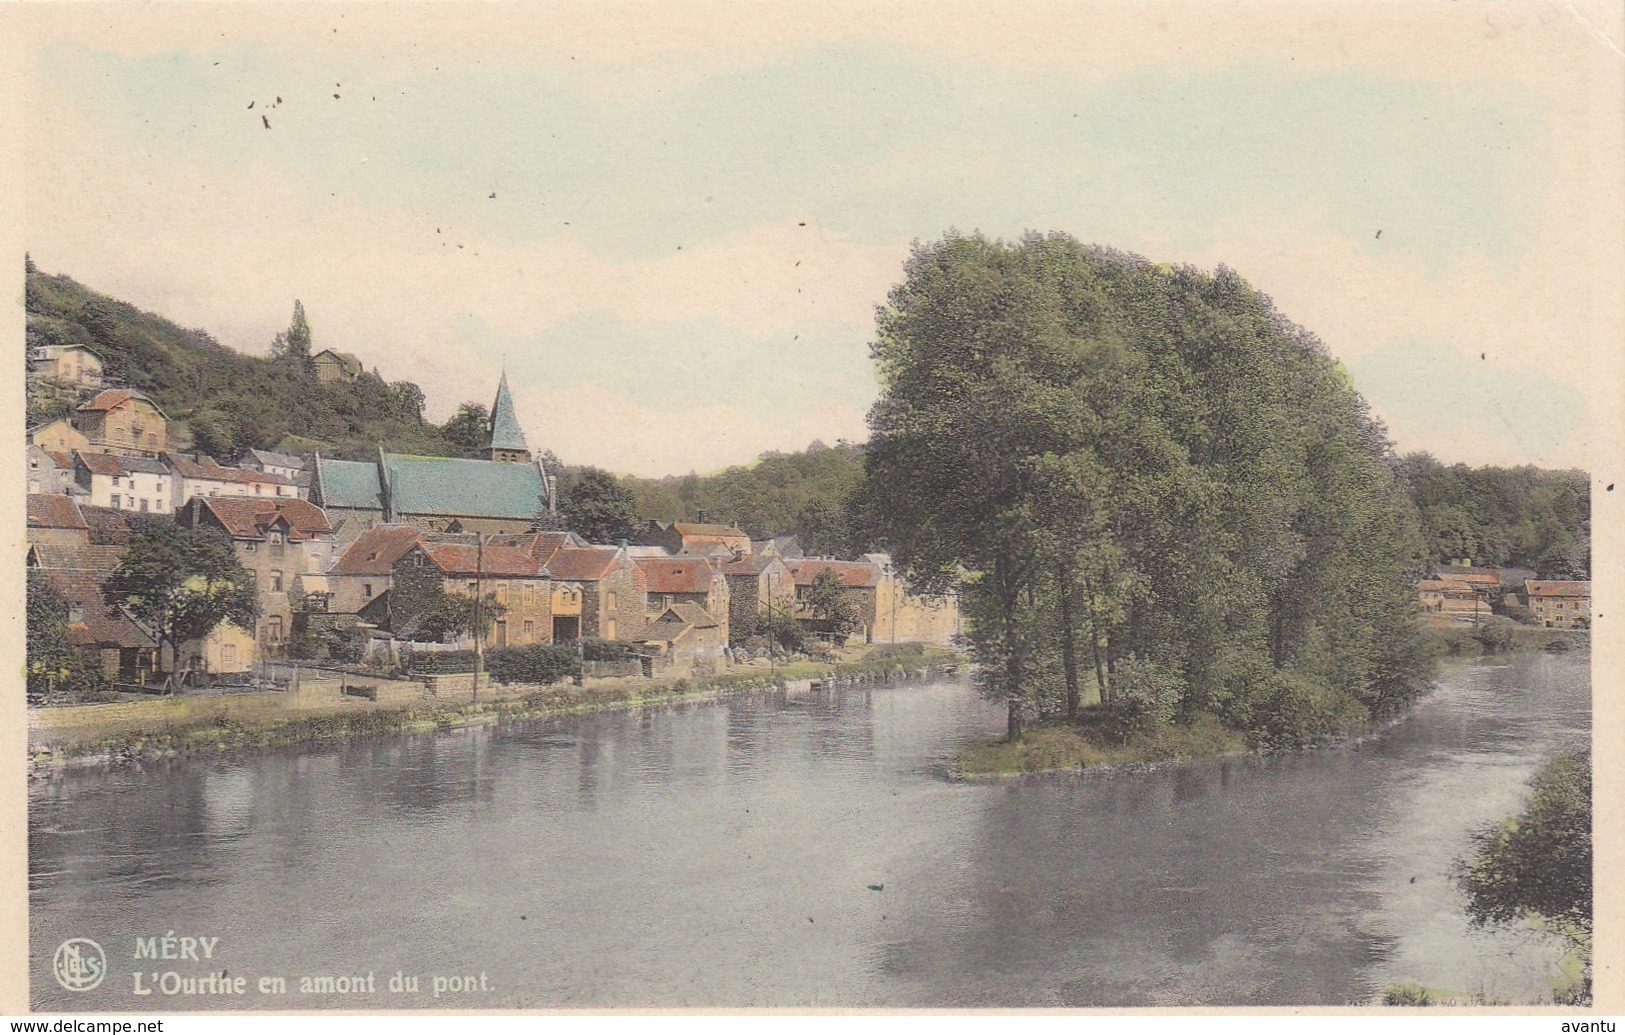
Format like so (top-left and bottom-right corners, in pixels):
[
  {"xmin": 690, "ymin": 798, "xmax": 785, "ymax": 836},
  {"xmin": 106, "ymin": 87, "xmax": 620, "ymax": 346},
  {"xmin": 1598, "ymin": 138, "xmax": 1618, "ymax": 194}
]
[
  {"xmin": 325, "ymin": 524, "xmax": 427, "ymax": 617},
  {"xmin": 633, "ymin": 556, "xmax": 730, "ymax": 631},
  {"xmin": 28, "ymin": 418, "xmax": 90, "ymax": 455},
  {"xmin": 72, "ymin": 450, "xmax": 175, "ymax": 514},
  {"xmin": 237, "ymin": 448, "xmax": 306, "ymax": 482},
  {"xmin": 312, "ymin": 348, "xmax": 364, "ymax": 384},
  {"xmin": 786, "ymin": 558, "xmax": 883, "ymax": 642},
  {"xmin": 719, "ymin": 552, "xmax": 794, "ymax": 645},
  {"xmin": 165, "ymin": 453, "xmax": 301, "ymax": 505},
  {"xmin": 27, "ymin": 493, "xmax": 92, "ymax": 551},
  {"xmin": 28, "ymin": 343, "xmax": 105, "ymax": 388},
  {"xmin": 1417, "ymin": 579, "xmax": 1484, "ymax": 622},
  {"xmin": 541, "ymin": 545, "xmax": 645, "ymax": 643},
  {"xmin": 1524, "ymin": 580, "xmax": 1591, "ymax": 629},
  {"xmin": 635, "ymin": 520, "xmax": 752, "ymax": 558},
  {"xmin": 179, "ymin": 496, "xmax": 337, "ymax": 651},
  {"xmin": 26, "ymin": 445, "xmax": 76, "ymax": 496},
  {"xmin": 28, "ymin": 567, "xmax": 158, "ymax": 683},
  {"xmin": 633, "ymin": 603, "xmax": 727, "ymax": 673},
  {"xmin": 866, "ymin": 553, "xmax": 963, "ymax": 645},
  {"xmin": 177, "ymin": 621, "xmax": 259, "ymax": 681},
  {"xmin": 388, "ymin": 540, "xmax": 552, "ymax": 647},
  {"xmin": 74, "ymin": 388, "xmax": 171, "ymax": 457}
]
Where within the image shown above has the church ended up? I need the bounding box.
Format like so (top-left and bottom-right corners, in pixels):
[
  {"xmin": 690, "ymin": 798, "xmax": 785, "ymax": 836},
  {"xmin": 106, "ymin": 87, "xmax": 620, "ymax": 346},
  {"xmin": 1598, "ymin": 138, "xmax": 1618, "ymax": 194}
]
[{"xmin": 311, "ymin": 374, "xmax": 557, "ymax": 542}]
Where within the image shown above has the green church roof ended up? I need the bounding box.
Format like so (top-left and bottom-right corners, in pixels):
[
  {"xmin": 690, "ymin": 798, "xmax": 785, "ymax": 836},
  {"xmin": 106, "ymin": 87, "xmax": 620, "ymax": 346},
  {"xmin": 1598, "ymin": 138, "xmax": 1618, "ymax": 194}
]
[
  {"xmin": 486, "ymin": 373, "xmax": 528, "ymax": 452},
  {"xmin": 313, "ymin": 457, "xmax": 384, "ymax": 510},
  {"xmin": 381, "ymin": 453, "xmax": 546, "ymax": 520}
]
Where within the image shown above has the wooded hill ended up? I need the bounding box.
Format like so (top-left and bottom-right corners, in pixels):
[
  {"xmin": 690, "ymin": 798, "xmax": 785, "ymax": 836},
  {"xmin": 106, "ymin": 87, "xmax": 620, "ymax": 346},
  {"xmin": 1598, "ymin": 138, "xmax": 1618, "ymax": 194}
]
[{"xmin": 22, "ymin": 258, "xmax": 1589, "ymax": 571}]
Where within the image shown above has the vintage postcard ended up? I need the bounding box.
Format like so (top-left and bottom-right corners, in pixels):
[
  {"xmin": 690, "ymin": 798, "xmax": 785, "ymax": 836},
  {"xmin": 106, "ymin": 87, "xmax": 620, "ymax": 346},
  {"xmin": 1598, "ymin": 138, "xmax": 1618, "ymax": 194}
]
[{"xmin": 4, "ymin": 0, "xmax": 1621, "ymax": 1018}]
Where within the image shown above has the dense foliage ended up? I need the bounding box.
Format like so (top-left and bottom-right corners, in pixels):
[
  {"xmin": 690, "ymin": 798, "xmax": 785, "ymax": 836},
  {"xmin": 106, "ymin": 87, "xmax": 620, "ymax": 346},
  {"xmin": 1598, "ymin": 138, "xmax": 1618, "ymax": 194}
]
[
  {"xmin": 26, "ymin": 571, "xmax": 107, "ymax": 702},
  {"xmin": 389, "ymin": 564, "xmax": 506, "ymax": 643},
  {"xmin": 107, "ymin": 524, "xmax": 258, "ymax": 674},
  {"xmin": 1455, "ymin": 750, "xmax": 1592, "ymax": 1004},
  {"xmin": 1395, "ymin": 454, "xmax": 1590, "ymax": 575},
  {"xmin": 26, "ymin": 266, "xmax": 476, "ymax": 460},
  {"xmin": 561, "ymin": 468, "xmax": 639, "ymax": 544},
  {"xmin": 484, "ymin": 643, "xmax": 583, "ymax": 686},
  {"xmin": 859, "ymin": 232, "xmax": 1433, "ymax": 741}
]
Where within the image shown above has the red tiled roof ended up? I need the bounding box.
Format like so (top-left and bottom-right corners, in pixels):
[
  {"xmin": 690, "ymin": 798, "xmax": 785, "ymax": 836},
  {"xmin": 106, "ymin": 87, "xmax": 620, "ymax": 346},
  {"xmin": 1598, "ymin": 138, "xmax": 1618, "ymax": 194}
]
[
  {"xmin": 722, "ymin": 553, "xmax": 781, "ymax": 577},
  {"xmin": 545, "ymin": 547, "xmax": 622, "ymax": 582},
  {"xmin": 634, "ymin": 557, "xmax": 719, "ymax": 594},
  {"xmin": 74, "ymin": 451, "xmax": 130, "ymax": 477},
  {"xmin": 672, "ymin": 522, "xmax": 748, "ymax": 538},
  {"xmin": 497, "ymin": 530, "xmax": 583, "ymax": 567},
  {"xmin": 32, "ymin": 569, "xmax": 155, "ymax": 650},
  {"xmin": 28, "ymin": 542, "xmax": 124, "ymax": 573},
  {"xmin": 1525, "ymin": 580, "xmax": 1590, "ymax": 598},
  {"xmin": 77, "ymin": 388, "xmax": 134, "ymax": 412},
  {"xmin": 46, "ymin": 451, "xmax": 74, "ymax": 469},
  {"xmin": 787, "ymin": 559, "xmax": 879, "ymax": 589},
  {"xmin": 331, "ymin": 525, "xmax": 424, "ymax": 575},
  {"xmin": 417, "ymin": 542, "xmax": 542, "ymax": 578},
  {"xmin": 27, "ymin": 494, "xmax": 88, "ymax": 530},
  {"xmin": 197, "ymin": 497, "xmax": 332, "ymax": 541}
]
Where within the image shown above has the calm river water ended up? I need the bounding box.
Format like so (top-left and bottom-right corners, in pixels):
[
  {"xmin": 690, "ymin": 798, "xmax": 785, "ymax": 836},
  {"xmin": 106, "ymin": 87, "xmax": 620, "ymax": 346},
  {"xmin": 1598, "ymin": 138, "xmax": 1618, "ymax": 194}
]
[{"xmin": 30, "ymin": 652, "xmax": 1589, "ymax": 1009}]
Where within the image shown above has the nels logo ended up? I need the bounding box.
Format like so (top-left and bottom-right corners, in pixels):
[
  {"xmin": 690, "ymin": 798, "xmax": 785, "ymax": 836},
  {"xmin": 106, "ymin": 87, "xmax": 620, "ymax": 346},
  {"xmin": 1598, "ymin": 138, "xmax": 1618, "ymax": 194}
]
[{"xmin": 53, "ymin": 938, "xmax": 106, "ymax": 992}]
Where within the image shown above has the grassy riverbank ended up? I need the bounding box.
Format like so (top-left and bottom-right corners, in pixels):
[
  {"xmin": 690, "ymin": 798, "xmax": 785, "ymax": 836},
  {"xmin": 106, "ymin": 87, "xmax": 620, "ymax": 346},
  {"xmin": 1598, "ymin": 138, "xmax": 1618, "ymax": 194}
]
[
  {"xmin": 955, "ymin": 713, "xmax": 1248, "ymax": 779},
  {"xmin": 28, "ymin": 643, "xmax": 963, "ymax": 777}
]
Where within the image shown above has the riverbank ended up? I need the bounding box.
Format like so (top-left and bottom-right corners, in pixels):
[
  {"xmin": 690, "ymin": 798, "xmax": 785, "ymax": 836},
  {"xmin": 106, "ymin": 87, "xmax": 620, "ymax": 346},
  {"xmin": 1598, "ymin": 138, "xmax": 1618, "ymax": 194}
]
[
  {"xmin": 955, "ymin": 640, "xmax": 1589, "ymax": 779},
  {"xmin": 28, "ymin": 644, "xmax": 964, "ymax": 779}
]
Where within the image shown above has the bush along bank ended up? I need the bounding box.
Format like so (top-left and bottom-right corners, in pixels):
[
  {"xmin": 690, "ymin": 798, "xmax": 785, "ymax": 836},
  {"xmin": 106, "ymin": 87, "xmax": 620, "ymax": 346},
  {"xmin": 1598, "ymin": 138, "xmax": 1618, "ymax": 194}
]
[{"xmin": 28, "ymin": 645, "xmax": 966, "ymax": 777}]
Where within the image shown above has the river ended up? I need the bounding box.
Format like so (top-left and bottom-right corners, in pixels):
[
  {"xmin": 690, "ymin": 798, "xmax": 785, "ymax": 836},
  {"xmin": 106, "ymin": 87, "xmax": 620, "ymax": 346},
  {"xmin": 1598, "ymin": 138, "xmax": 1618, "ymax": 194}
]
[{"xmin": 29, "ymin": 651, "xmax": 1589, "ymax": 1009}]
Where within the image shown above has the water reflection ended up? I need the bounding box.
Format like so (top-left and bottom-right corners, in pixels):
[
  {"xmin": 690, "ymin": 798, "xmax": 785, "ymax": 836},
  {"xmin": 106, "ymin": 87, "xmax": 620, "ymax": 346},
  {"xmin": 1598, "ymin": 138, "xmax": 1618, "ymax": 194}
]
[{"xmin": 30, "ymin": 652, "xmax": 1588, "ymax": 1009}]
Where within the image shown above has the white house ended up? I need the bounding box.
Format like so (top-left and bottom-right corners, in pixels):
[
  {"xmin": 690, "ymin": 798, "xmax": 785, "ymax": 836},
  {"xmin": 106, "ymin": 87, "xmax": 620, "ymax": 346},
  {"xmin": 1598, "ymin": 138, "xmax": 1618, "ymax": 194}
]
[{"xmin": 73, "ymin": 450, "xmax": 175, "ymax": 514}]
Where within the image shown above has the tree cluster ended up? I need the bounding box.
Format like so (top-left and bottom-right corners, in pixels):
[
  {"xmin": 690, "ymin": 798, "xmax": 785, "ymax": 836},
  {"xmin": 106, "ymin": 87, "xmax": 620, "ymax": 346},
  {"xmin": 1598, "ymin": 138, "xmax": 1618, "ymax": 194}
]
[
  {"xmin": 1395, "ymin": 455, "xmax": 1590, "ymax": 576},
  {"xmin": 859, "ymin": 232, "xmax": 1432, "ymax": 741}
]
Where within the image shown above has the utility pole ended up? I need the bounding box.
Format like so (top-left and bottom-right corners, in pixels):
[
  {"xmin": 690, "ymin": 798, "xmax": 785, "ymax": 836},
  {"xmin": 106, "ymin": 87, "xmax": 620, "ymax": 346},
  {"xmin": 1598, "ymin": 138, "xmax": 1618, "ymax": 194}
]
[{"xmin": 472, "ymin": 532, "xmax": 484, "ymax": 702}]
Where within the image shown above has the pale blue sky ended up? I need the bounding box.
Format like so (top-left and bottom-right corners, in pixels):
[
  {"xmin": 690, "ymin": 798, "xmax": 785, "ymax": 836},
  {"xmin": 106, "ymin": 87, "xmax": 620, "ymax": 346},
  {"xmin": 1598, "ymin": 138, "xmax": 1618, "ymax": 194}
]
[{"xmin": 21, "ymin": 7, "xmax": 1599, "ymax": 475}]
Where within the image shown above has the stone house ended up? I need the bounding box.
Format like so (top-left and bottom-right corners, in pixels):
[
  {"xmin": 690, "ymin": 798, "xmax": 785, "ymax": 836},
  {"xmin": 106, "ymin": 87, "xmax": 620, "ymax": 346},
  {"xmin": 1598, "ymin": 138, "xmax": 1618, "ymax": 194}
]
[
  {"xmin": 635, "ymin": 520, "xmax": 752, "ymax": 558},
  {"xmin": 179, "ymin": 496, "xmax": 337, "ymax": 651},
  {"xmin": 633, "ymin": 556, "xmax": 730, "ymax": 635},
  {"xmin": 29, "ymin": 344, "xmax": 105, "ymax": 387},
  {"xmin": 26, "ymin": 445, "xmax": 76, "ymax": 495},
  {"xmin": 28, "ymin": 419, "xmax": 90, "ymax": 454},
  {"xmin": 1524, "ymin": 580, "xmax": 1591, "ymax": 629},
  {"xmin": 390, "ymin": 540, "xmax": 552, "ymax": 648},
  {"xmin": 29, "ymin": 566, "xmax": 159, "ymax": 682},
  {"xmin": 866, "ymin": 553, "xmax": 962, "ymax": 646},
  {"xmin": 326, "ymin": 524, "xmax": 427, "ymax": 617},
  {"xmin": 633, "ymin": 603, "xmax": 727, "ymax": 672},
  {"xmin": 542, "ymin": 546, "xmax": 645, "ymax": 643},
  {"xmin": 26, "ymin": 494, "xmax": 91, "ymax": 551},
  {"xmin": 312, "ymin": 349, "xmax": 364, "ymax": 384},
  {"xmin": 73, "ymin": 451, "xmax": 175, "ymax": 515},
  {"xmin": 786, "ymin": 558, "xmax": 882, "ymax": 642},
  {"xmin": 719, "ymin": 552, "xmax": 794, "ymax": 644},
  {"xmin": 74, "ymin": 388, "xmax": 171, "ymax": 457},
  {"xmin": 238, "ymin": 448, "xmax": 305, "ymax": 482},
  {"xmin": 177, "ymin": 621, "xmax": 258, "ymax": 679}
]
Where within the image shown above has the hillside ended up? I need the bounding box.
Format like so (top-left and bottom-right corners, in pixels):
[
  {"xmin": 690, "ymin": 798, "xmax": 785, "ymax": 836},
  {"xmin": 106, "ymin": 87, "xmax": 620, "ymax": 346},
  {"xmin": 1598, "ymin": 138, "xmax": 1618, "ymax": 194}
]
[{"xmin": 24, "ymin": 258, "xmax": 463, "ymax": 461}]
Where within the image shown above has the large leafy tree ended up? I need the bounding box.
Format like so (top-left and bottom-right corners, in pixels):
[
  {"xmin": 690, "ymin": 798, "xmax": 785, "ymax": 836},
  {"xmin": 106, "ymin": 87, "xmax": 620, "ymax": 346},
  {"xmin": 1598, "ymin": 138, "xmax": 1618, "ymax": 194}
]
[
  {"xmin": 107, "ymin": 525, "xmax": 258, "ymax": 676},
  {"xmin": 441, "ymin": 402, "xmax": 491, "ymax": 457},
  {"xmin": 859, "ymin": 232, "xmax": 1429, "ymax": 741},
  {"xmin": 800, "ymin": 569, "xmax": 862, "ymax": 641},
  {"xmin": 561, "ymin": 468, "xmax": 638, "ymax": 544}
]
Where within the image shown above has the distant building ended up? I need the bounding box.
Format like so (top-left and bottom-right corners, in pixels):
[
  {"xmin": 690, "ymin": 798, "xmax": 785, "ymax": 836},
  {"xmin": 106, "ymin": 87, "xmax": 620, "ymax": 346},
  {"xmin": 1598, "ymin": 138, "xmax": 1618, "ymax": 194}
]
[
  {"xmin": 635, "ymin": 521, "xmax": 752, "ymax": 558},
  {"xmin": 633, "ymin": 556, "xmax": 730, "ymax": 634},
  {"xmin": 72, "ymin": 451, "xmax": 175, "ymax": 515},
  {"xmin": 312, "ymin": 349, "xmax": 364, "ymax": 384},
  {"xmin": 180, "ymin": 496, "xmax": 337, "ymax": 651},
  {"xmin": 391, "ymin": 540, "xmax": 552, "ymax": 648},
  {"xmin": 1525, "ymin": 580, "xmax": 1591, "ymax": 629},
  {"xmin": 28, "ymin": 419, "xmax": 90, "ymax": 455},
  {"xmin": 29, "ymin": 344, "xmax": 105, "ymax": 387},
  {"xmin": 785, "ymin": 555, "xmax": 960, "ymax": 645},
  {"xmin": 542, "ymin": 545, "xmax": 644, "ymax": 642},
  {"xmin": 26, "ymin": 493, "xmax": 91, "ymax": 551},
  {"xmin": 26, "ymin": 444, "xmax": 75, "ymax": 495},
  {"xmin": 633, "ymin": 603, "xmax": 727, "ymax": 672},
  {"xmin": 720, "ymin": 552, "xmax": 794, "ymax": 644},
  {"xmin": 326, "ymin": 524, "xmax": 427, "ymax": 617},
  {"xmin": 74, "ymin": 388, "xmax": 171, "ymax": 458},
  {"xmin": 312, "ymin": 452, "xmax": 553, "ymax": 540},
  {"xmin": 238, "ymin": 448, "xmax": 306, "ymax": 482},
  {"xmin": 165, "ymin": 453, "xmax": 301, "ymax": 505}
]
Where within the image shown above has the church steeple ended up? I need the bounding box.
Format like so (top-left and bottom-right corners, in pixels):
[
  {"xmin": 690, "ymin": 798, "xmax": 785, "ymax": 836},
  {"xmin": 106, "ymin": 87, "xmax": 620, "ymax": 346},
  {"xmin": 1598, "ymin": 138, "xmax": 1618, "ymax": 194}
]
[{"xmin": 485, "ymin": 371, "xmax": 532, "ymax": 463}]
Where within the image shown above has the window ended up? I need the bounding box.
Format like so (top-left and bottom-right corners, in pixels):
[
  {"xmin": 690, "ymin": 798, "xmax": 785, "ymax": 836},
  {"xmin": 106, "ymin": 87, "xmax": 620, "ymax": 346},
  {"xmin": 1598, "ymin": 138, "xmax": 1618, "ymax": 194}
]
[
  {"xmin": 523, "ymin": 620, "xmax": 535, "ymax": 639},
  {"xmin": 608, "ymin": 591, "xmax": 618, "ymax": 611},
  {"xmin": 267, "ymin": 616, "xmax": 283, "ymax": 642},
  {"xmin": 270, "ymin": 570, "xmax": 284, "ymax": 592},
  {"xmin": 244, "ymin": 543, "xmax": 256, "ymax": 553},
  {"xmin": 140, "ymin": 499, "xmax": 149, "ymax": 512},
  {"xmin": 222, "ymin": 644, "xmax": 237, "ymax": 667},
  {"xmin": 110, "ymin": 494, "xmax": 121, "ymax": 508},
  {"xmin": 497, "ymin": 583, "xmax": 509, "ymax": 604},
  {"xmin": 606, "ymin": 619, "xmax": 615, "ymax": 639},
  {"xmin": 68, "ymin": 604, "xmax": 83, "ymax": 623},
  {"xmin": 363, "ymin": 583, "xmax": 374, "ymax": 598},
  {"xmin": 467, "ymin": 582, "xmax": 479, "ymax": 594}
]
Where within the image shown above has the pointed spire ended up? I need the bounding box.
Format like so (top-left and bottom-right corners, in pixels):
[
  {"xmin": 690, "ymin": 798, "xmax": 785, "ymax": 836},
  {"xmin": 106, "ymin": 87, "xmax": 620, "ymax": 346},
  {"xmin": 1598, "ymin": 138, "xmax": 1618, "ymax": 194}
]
[{"xmin": 486, "ymin": 371, "xmax": 529, "ymax": 454}]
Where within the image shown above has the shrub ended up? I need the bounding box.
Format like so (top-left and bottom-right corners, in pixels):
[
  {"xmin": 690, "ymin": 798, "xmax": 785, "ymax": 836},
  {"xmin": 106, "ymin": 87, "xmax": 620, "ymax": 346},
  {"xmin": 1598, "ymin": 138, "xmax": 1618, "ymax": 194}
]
[
  {"xmin": 1244, "ymin": 671, "xmax": 1368, "ymax": 748},
  {"xmin": 485, "ymin": 643, "xmax": 582, "ymax": 686},
  {"xmin": 1109, "ymin": 655, "xmax": 1184, "ymax": 732},
  {"xmin": 405, "ymin": 649, "xmax": 478, "ymax": 675},
  {"xmin": 579, "ymin": 638, "xmax": 637, "ymax": 662},
  {"xmin": 1382, "ymin": 983, "xmax": 1433, "ymax": 1007}
]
